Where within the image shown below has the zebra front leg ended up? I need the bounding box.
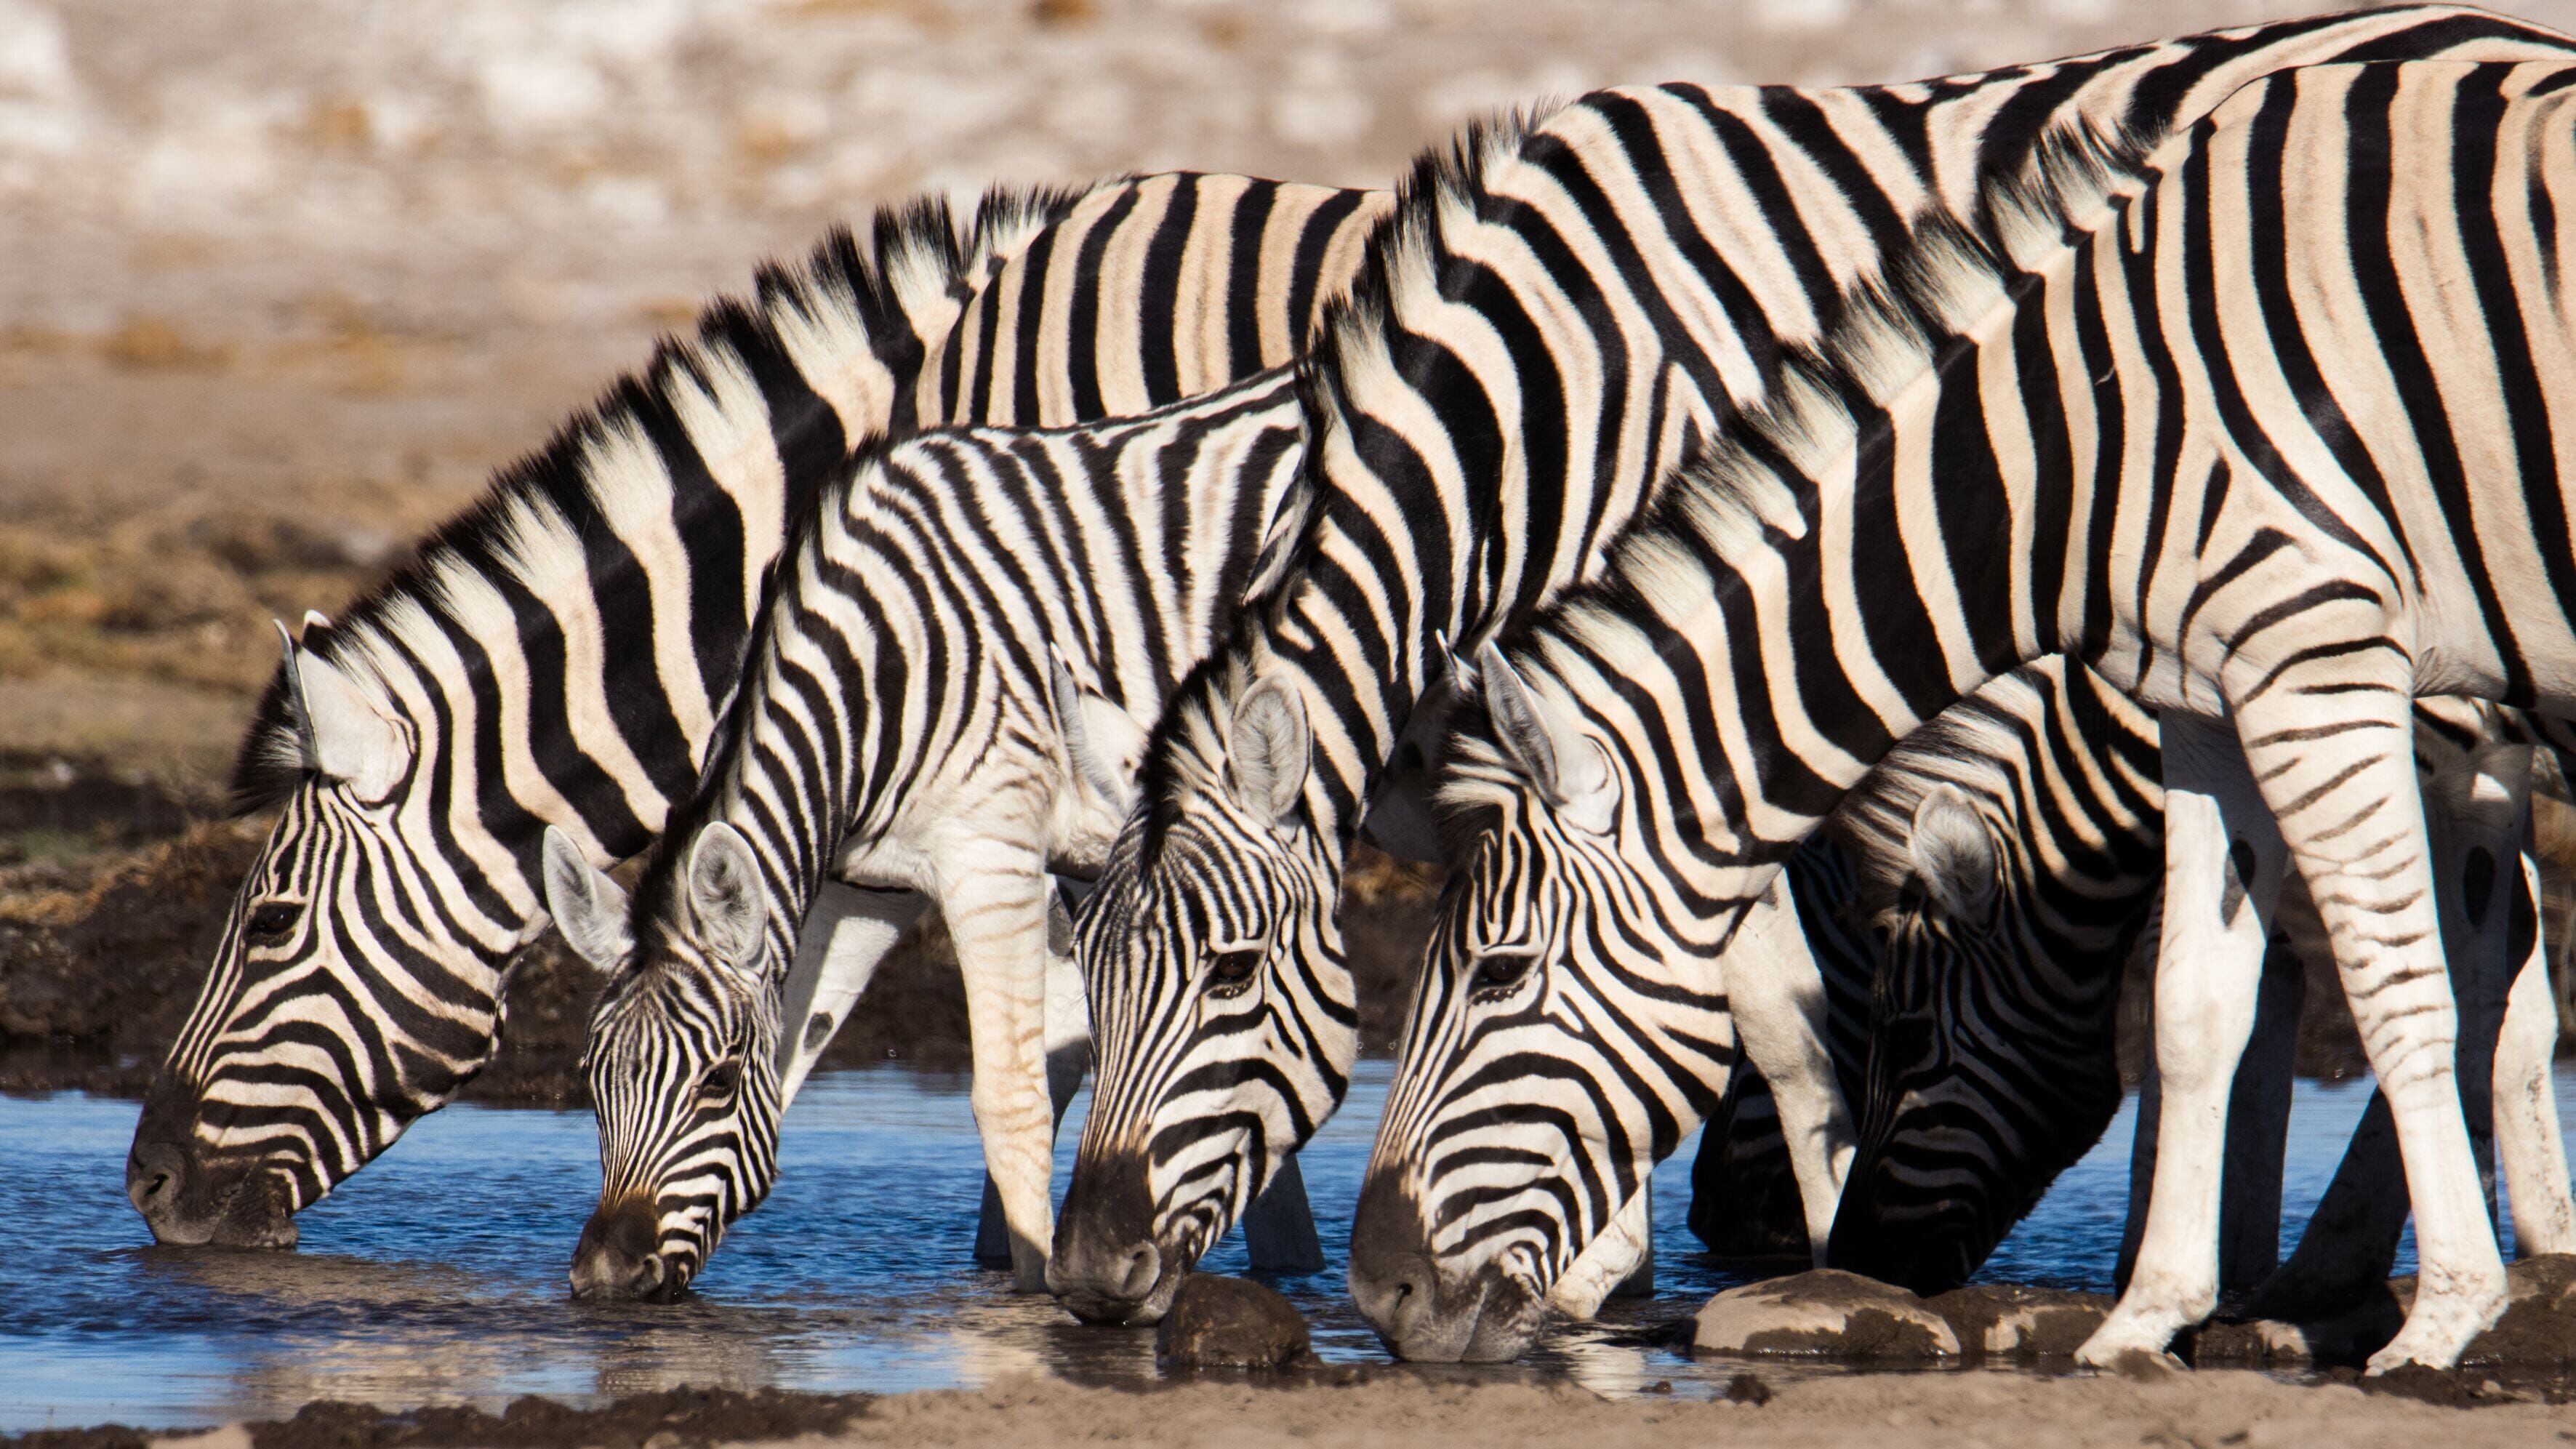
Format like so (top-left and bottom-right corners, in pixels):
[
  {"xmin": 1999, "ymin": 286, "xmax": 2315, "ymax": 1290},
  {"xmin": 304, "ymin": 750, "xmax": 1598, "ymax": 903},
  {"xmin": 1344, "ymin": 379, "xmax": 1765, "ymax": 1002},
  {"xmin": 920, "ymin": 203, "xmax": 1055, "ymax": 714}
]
[
  {"xmin": 1723, "ymin": 876, "xmax": 1855, "ymax": 1267},
  {"xmin": 2231, "ymin": 699, "xmax": 2503, "ymax": 1372},
  {"xmin": 976, "ymin": 883, "xmax": 1097, "ymax": 1267},
  {"xmin": 937, "ymin": 843, "xmax": 1062, "ymax": 1292},
  {"xmin": 2496, "ymin": 843, "xmax": 2576, "ymax": 1255},
  {"xmin": 2079, "ymin": 711, "xmax": 2284, "ymax": 1368},
  {"xmin": 1547, "ymin": 1180, "xmax": 1653, "ymax": 1319}
]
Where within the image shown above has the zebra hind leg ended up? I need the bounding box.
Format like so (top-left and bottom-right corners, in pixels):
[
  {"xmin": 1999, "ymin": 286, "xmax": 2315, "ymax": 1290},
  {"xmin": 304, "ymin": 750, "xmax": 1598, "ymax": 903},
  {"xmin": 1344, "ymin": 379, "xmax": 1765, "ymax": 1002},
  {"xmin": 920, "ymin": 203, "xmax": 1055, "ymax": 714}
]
[
  {"xmin": 2496, "ymin": 843, "xmax": 2576, "ymax": 1255},
  {"xmin": 2233, "ymin": 699, "xmax": 2504, "ymax": 1372}
]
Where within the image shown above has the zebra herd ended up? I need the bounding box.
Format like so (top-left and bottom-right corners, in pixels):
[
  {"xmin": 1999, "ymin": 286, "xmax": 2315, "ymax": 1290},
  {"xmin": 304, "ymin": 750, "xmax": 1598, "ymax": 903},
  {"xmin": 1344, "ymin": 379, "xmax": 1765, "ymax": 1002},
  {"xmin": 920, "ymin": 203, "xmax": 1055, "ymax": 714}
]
[{"xmin": 116, "ymin": 5, "xmax": 2576, "ymax": 1376}]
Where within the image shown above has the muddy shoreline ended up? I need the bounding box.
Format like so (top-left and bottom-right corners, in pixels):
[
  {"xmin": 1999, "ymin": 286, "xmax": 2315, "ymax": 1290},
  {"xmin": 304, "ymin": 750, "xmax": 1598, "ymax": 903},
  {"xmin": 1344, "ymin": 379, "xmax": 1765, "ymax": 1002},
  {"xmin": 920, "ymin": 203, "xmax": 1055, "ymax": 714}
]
[
  {"xmin": 0, "ymin": 752, "xmax": 1450, "ymax": 1104},
  {"xmin": 8, "ymin": 1365, "xmax": 2573, "ymax": 1449}
]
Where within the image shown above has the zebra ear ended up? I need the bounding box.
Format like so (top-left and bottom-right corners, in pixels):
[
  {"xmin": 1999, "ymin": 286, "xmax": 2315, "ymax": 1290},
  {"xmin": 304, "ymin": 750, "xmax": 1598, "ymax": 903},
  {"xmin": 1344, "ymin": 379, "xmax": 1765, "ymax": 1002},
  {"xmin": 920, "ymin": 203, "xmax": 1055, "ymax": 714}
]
[
  {"xmin": 686, "ymin": 824, "xmax": 769, "ymax": 971},
  {"xmin": 540, "ymin": 825, "xmax": 632, "ymax": 972},
  {"xmin": 1225, "ymin": 675, "xmax": 1311, "ymax": 826},
  {"xmin": 1051, "ymin": 644, "xmax": 1147, "ymax": 809},
  {"xmin": 1907, "ymin": 785, "xmax": 1999, "ymax": 926},
  {"xmin": 275, "ymin": 622, "xmax": 409, "ymax": 800},
  {"xmin": 1475, "ymin": 642, "xmax": 1614, "ymax": 834}
]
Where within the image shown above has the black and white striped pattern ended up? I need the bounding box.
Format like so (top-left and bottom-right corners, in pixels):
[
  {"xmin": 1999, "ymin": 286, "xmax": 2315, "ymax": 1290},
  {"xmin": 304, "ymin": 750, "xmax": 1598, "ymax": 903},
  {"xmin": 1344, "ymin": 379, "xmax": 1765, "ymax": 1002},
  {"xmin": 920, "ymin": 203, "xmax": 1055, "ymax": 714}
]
[
  {"xmin": 1059, "ymin": 9, "xmax": 2576, "ymax": 1328},
  {"xmin": 553, "ymin": 371, "xmax": 1313, "ymax": 1299},
  {"xmin": 1352, "ymin": 60, "xmax": 2576, "ymax": 1371},
  {"xmin": 121, "ymin": 174, "xmax": 1389, "ymax": 1249},
  {"xmin": 1822, "ymin": 673, "xmax": 2576, "ymax": 1297}
]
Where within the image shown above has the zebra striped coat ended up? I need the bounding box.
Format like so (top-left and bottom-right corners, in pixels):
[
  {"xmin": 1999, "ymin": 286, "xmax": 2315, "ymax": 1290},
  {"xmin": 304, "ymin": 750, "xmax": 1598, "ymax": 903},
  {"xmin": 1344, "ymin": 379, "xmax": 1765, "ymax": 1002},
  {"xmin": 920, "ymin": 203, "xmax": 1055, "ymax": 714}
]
[
  {"xmin": 1055, "ymin": 9, "xmax": 2576, "ymax": 1328},
  {"xmin": 122, "ymin": 174, "xmax": 1386, "ymax": 1252},
  {"xmin": 1353, "ymin": 60, "xmax": 2576, "ymax": 1373}
]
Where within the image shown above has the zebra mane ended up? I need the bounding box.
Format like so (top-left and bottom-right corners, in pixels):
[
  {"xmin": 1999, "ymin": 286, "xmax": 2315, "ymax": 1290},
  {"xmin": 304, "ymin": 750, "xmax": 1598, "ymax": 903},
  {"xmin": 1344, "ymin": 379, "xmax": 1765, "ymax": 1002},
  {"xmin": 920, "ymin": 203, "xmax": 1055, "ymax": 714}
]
[
  {"xmin": 227, "ymin": 181, "xmax": 1091, "ymax": 815},
  {"xmin": 1133, "ymin": 108, "xmax": 1555, "ymax": 864},
  {"xmin": 1441, "ymin": 116, "xmax": 2153, "ymax": 819}
]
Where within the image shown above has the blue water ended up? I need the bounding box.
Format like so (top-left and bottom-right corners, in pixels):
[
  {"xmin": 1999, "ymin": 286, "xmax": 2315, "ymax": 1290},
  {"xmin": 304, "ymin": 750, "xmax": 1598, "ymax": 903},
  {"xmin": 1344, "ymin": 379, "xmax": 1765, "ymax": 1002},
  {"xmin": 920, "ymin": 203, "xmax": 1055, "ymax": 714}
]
[{"xmin": 5, "ymin": 1064, "xmax": 2571, "ymax": 1430}]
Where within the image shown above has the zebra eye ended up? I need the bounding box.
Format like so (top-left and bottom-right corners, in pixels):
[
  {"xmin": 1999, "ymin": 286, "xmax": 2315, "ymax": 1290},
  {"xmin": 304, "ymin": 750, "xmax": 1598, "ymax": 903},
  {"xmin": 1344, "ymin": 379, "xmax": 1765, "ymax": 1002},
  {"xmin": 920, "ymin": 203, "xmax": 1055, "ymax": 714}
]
[
  {"xmin": 1204, "ymin": 949, "xmax": 1262, "ymax": 995},
  {"xmin": 1470, "ymin": 950, "xmax": 1536, "ymax": 998},
  {"xmin": 699, "ymin": 1061, "xmax": 742, "ymax": 1103},
  {"xmin": 244, "ymin": 902, "xmax": 302, "ymax": 946}
]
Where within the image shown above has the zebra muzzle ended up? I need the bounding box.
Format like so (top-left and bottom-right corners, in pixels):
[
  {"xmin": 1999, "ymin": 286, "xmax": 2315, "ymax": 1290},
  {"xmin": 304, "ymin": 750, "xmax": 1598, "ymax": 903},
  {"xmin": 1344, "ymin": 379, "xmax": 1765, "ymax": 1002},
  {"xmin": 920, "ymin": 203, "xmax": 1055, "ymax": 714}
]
[
  {"xmin": 569, "ymin": 1197, "xmax": 678, "ymax": 1301},
  {"xmin": 124, "ymin": 1133, "xmax": 300, "ymax": 1250}
]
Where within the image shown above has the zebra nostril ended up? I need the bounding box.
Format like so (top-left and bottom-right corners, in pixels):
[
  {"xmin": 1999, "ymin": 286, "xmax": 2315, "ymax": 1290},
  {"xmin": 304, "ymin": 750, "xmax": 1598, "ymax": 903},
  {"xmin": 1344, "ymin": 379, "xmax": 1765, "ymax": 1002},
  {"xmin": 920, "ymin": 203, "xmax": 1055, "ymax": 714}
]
[{"xmin": 1120, "ymin": 1243, "xmax": 1163, "ymax": 1301}]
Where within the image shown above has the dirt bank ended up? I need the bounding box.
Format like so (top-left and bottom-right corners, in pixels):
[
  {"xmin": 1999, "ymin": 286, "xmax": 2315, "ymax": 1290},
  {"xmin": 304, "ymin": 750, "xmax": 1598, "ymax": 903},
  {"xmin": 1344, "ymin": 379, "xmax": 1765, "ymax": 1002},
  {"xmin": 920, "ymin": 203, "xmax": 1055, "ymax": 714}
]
[
  {"xmin": 13, "ymin": 1370, "xmax": 2575, "ymax": 1449},
  {"xmin": 0, "ymin": 745, "xmax": 1445, "ymax": 1103}
]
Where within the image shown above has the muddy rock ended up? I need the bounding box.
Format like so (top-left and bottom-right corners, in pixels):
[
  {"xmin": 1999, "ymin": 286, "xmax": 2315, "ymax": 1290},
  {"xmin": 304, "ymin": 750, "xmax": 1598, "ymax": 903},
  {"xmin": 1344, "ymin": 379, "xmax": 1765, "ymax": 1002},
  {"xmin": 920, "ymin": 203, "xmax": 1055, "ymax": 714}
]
[
  {"xmin": 1692, "ymin": 1269, "xmax": 1961, "ymax": 1361},
  {"xmin": 1155, "ymin": 1274, "xmax": 1313, "ymax": 1370},
  {"xmin": 1924, "ymin": 1283, "xmax": 2111, "ymax": 1362}
]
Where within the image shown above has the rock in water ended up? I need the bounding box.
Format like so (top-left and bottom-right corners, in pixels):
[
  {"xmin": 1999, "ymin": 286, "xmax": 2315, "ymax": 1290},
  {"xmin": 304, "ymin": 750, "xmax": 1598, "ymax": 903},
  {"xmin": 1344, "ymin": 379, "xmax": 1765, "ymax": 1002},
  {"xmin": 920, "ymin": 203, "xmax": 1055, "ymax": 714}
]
[
  {"xmin": 1155, "ymin": 1275, "xmax": 1313, "ymax": 1369},
  {"xmin": 1693, "ymin": 1269, "xmax": 1961, "ymax": 1360},
  {"xmin": 1925, "ymin": 1283, "xmax": 2111, "ymax": 1362}
]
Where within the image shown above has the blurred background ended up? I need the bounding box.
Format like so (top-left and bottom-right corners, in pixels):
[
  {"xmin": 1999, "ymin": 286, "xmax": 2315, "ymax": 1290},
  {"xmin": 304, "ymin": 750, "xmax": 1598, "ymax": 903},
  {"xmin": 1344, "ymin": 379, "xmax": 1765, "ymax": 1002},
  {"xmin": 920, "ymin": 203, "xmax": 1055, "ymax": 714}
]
[{"xmin": 4, "ymin": 0, "xmax": 2573, "ymax": 1097}]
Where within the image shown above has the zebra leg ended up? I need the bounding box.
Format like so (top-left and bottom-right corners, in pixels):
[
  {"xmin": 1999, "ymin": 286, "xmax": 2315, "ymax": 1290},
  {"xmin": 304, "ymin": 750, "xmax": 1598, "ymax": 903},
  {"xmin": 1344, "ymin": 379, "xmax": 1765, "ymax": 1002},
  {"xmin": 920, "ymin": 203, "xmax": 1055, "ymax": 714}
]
[
  {"xmin": 1723, "ymin": 876, "xmax": 1855, "ymax": 1267},
  {"xmin": 936, "ymin": 844, "xmax": 1062, "ymax": 1292},
  {"xmin": 976, "ymin": 883, "xmax": 1099, "ymax": 1267},
  {"xmin": 2080, "ymin": 711, "xmax": 2284, "ymax": 1368},
  {"xmin": 2229, "ymin": 699, "xmax": 2504, "ymax": 1372},
  {"xmin": 2249, "ymin": 721, "xmax": 2533, "ymax": 1314},
  {"xmin": 2496, "ymin": 842, "xmax": 2576, "ymax": 1255},
  {"xmin": 1546, "ymin": 1179, "xmax": 1653, "ymax": 1319},
  {"xmin": 776, "ymin": 883, "xmax": 931, "ymax": 1107}
]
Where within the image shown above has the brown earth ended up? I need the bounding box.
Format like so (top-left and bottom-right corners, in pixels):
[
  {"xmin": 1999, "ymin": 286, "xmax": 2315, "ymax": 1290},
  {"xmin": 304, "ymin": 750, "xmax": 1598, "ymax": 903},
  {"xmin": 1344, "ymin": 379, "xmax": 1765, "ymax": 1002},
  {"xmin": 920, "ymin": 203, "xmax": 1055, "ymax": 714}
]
[{"xmin": 15, "ymin": 1370, "xmax": 2576, "ymax": 1449}]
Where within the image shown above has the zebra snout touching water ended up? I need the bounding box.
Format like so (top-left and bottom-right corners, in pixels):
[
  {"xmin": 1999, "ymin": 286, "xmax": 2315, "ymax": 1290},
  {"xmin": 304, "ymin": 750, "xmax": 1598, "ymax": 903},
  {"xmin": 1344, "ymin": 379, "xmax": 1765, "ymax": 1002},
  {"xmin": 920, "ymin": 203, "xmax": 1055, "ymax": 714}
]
[{"xmin": 1355, "ymin": 61, "xmax": 2576, "ymax": 1373}]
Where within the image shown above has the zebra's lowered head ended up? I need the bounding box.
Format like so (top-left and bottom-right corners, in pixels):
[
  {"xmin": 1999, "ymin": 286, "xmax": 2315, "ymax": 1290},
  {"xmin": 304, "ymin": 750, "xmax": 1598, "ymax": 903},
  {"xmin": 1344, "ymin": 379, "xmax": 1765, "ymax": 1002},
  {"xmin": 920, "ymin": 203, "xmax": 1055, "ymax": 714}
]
[
  {"xmin": 1051, "ymin": 661, "xmax": 1355, "ymax": 1324},
  {"xmin": 552, "ymin": 823, "xmax": 785, "ymax": 1301},
  {"xmin": 126, "ymin": 620, "xmax": 478, "ymax": 1248},
  {"xmin": 1350, "ymin": 643, "xmax": 1731, "ymax": 1362}
]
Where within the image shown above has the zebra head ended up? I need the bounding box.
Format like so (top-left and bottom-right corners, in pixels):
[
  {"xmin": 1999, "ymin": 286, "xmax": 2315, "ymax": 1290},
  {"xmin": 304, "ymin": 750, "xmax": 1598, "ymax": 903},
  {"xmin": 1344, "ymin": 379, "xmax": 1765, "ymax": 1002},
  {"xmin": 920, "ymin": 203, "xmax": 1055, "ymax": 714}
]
[
  {"xmin": 550, "ymin": 823, "xmax": 785, "ymax": 1301},
  {"xmin": 1351, "ymin": 643, "xmax": 1731, "ymax": 1362},
  {"xmin": 1052, "ymin": 667, "xmax": 1355, "ymax": 1325},
  {"xmin": 1825, "ymin": 785, "xmax": 2021, "ymax": 1291},
  {"xmin": 127, "ymin": 622, "xmax": 496, "ymax": 1249}
]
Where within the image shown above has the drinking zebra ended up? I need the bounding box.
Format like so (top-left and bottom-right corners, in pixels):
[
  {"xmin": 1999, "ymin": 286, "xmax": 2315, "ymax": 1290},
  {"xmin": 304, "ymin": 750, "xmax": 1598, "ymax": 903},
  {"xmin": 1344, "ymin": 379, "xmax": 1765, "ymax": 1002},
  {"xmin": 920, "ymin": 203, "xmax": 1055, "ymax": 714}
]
[
  {"xmin": 539, "ymin": 372, "xmax": 1312, "ymax": 1296},
  {"xmin": 1820, "ymin": 668, "xmax": 2576, "ymax": 1297},
  {"xmin": 122, "ymin": 173, "xmax": 1387, "ymax": 1252},
  {"xmin": 1349, "ymin": 59, "xmax": 2576, "ymax": 1372},
  {"xmin": 1055, "ymin": 9, "xmax": 2576, "ymax": 1328}
]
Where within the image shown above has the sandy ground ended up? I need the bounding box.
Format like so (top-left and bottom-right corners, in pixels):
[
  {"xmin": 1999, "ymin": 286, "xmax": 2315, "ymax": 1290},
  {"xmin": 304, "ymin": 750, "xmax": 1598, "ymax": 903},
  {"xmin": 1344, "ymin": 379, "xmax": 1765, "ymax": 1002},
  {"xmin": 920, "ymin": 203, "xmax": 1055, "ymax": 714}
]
[{"xmin": 93, "ymin": 1373, "xmax": 2576, "ymax": 1449}]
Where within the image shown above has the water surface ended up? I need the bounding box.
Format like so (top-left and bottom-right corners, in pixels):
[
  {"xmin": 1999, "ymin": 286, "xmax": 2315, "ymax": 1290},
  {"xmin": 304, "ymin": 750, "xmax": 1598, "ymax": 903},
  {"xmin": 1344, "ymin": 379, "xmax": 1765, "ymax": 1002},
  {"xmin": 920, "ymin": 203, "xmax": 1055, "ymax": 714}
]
[{"xmin": 9, "ymin": 1063, "xmax": 2571, "ymax": 1429}]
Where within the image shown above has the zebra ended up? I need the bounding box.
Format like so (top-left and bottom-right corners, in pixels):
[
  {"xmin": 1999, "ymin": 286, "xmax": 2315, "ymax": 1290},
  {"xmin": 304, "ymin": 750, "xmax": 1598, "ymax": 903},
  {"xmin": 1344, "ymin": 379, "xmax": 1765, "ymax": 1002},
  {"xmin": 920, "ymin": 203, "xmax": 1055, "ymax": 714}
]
[
  {"xmin": 1818, "ymin": 665, "xmax": 2576, "ymax": 1297},
  {"xmin": 1054, "ymin": 9, "xmax": 2576, "ymax": 1328},
  {"xmin": 1349, "ymin": 59, "xmax": 2576, "ymax": 1372},
  {"xmin": 121, "ymin": 172, "xmax": 1389, "ymax": 1253},
  {"xmin": 536, "ymin": 372, "xmax": 1315, "ymax": 1299}
]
